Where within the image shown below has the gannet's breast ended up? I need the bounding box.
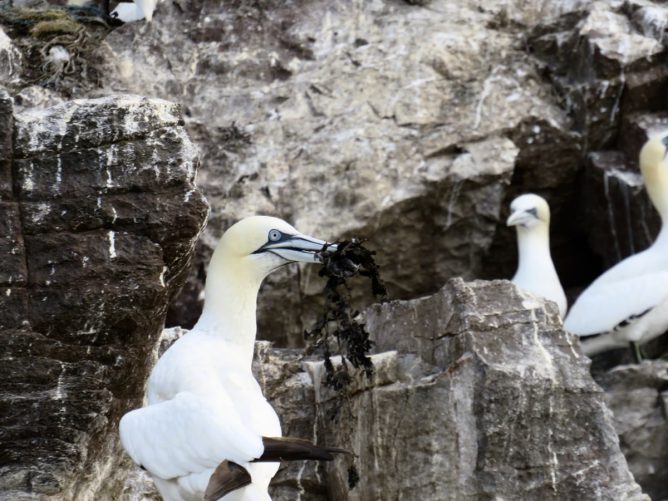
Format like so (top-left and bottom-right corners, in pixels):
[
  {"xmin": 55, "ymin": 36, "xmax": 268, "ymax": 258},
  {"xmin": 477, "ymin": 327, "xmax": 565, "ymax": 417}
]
[
  {"xmin": 121, "ymin": 332, "xmax": 281, "ymax": 500},
  {"xmin": 512, "ymin": 267, "xmax": 567, "ymax": 318}
]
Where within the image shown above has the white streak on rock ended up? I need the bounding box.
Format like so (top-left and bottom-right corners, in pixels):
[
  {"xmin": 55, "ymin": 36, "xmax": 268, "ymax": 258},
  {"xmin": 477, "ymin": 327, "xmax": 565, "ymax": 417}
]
[{"xmin": 108, "ymin": 231, "xmax": 117, "ymax": 259}]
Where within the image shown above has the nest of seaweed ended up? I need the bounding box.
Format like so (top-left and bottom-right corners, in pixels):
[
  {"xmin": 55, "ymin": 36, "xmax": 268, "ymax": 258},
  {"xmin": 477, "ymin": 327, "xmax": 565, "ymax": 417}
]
[
  {"xmin": 305, "ymin": 238, "xmax": 387, "ymax": 391},
  {"xmin": 0, "ymin": 6, "xmax": 115, "ymax": 94}
]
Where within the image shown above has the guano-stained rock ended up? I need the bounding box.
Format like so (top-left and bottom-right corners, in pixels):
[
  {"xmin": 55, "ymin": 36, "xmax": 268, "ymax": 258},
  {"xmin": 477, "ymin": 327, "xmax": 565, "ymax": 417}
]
[{"xmin": 0, "ymin": 93, "xmax": 208, "ymax": 500}]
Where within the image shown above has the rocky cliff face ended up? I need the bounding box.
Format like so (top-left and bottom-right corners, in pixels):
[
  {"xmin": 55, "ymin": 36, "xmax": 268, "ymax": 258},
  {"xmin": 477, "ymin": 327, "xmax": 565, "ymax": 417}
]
[
  {"xmin": 91, "ymin": 0, "xmax": 668, "ymax": 349},
  {"xmin": 0, "ymin": 94, "xmax": 208, "ymax": 499},
  {"xmin": 1, "ymin": 0, "xmax": 668, "ymax": 499}
]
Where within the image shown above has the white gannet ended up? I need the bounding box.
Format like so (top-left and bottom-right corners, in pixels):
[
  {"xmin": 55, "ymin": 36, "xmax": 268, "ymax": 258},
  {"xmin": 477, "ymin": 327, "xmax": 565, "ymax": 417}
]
[
  {"xmin": 507, "ymin": 193, "xmax": 567, "ymax": 318},
  {"xmin": 110, "ymin": 0, "xmax": 161, "ymax": 22},
  {"xmin": 120, "ymin": 216, "xmax": 344, "ymax": 501},
  {"xmin": 564, "ymin": 135, "xmax": 668, "ymax": 359}
]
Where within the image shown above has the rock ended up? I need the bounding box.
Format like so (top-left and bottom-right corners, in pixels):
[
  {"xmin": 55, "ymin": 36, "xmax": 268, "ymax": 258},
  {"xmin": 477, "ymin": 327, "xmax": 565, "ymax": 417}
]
[
  {"xmin": 598, "ymin": 360, "xmax": 668, "ymax": 501},
  {"xmin": 310, "ymin": 278, "xmax": 647, "ymax": 500},
  {"xmin": 0, "ymin": 93, "xmax": 208, "ymax": 499},
  {"xmin": 579, "ymin": 110, "xmax": 668, "ymax": 271},
  {"xmin": 581, "ymin": 150, "xmax": 657, "ymax": 269},
  {"xmin": 0, "ymin": 26, "xmax": 21, "ymax": 86},
  {"xmin": 98, "ymin": 0, "xmax": 578, "ymax": 345}
]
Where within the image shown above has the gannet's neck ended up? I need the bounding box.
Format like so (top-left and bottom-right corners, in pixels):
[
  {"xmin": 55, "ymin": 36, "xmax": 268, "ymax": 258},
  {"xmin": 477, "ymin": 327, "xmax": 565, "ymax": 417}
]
[
  {"xmin": 194, "ymin": 250, "xmax": 265, "ymax": 366},
  {"xmin": 515, "ymin": 224, "xmax": 554, "ymax": 276},
  {"xmin": 642, "ymin": 155, "xmax": 668, "ymax": 225}
]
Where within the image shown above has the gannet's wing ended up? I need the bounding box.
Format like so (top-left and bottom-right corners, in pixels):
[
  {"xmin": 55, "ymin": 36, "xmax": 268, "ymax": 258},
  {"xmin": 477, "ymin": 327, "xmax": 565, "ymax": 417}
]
[
  {"xmin": 136, "ymin": 0, "xmax": 158, "ymax": 21},
  {"xmin": 564, "ymin": 271, "xmax": 668, "ymax": 336},
  {"xmin": 119, "ymin": 392, "xmax": 263, "ymax": 480}
]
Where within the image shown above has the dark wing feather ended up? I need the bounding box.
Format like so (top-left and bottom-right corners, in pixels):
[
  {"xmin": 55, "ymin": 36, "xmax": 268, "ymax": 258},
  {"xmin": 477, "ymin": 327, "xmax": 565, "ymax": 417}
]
[{"xmin": 255, "ymin": 436, "xmax": 349, "ymax": 462}]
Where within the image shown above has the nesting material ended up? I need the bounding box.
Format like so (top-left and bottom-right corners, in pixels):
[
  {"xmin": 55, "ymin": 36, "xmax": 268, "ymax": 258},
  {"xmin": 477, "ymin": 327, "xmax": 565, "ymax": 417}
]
[
  {"xmin": 306, "ymin": 238, "xmax": 387, "ymax": 390},
  {"xmin": 0, "ymin": 7, "xmax": 112, "ymax": 93}
]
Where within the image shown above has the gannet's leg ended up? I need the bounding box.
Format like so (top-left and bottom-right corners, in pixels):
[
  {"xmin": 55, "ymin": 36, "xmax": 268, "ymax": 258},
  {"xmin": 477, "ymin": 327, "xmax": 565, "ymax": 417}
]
[
  {"xmin": 103, "ymin": 0, "xmax": 110, "ymax": 15},
  {"xmin": 631, "ymin": 342, "xmax": 644, "ymax": 363}
]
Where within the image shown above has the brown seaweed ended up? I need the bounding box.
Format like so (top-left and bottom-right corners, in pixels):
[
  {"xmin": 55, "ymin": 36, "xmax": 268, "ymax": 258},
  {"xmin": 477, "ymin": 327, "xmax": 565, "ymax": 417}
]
[{"xmin": 305, "ymin": 238, "xmax": 387, "ymax": 389}]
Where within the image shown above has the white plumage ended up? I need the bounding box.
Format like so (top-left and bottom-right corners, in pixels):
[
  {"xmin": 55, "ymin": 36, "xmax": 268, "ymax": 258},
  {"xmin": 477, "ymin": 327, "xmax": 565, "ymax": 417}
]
[
  {"xmin": 507, "ymin": 193, "xmax": 567, "ymax": 318},
  {"xmin": 111, "ymin": 0, "xmax": 161, "ymax": 23},
  {"xmin": 564, "ymin": 135, "xmax": 668, "ymax": 356},
  {"xmin": 120, "ymin": 216, "xmax": 332, "ymax": 500}
]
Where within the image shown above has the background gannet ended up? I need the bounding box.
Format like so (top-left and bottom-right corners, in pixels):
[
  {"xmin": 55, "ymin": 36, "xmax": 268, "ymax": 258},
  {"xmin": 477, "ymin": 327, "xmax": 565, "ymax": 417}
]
[
  {"xmin": 507, "ymin": 193, "xmax": 567, "ymax": 318},
  {"xmin": 564, "ymin": 135, "xmax": 668, "ymax": 360},
  {"xmin": 120, "ymin": 216, "xmax": 344, "ymax": 501},
  {"xmin": 111, "ymin": 0, "xmax": 161, "ymax": 22}
]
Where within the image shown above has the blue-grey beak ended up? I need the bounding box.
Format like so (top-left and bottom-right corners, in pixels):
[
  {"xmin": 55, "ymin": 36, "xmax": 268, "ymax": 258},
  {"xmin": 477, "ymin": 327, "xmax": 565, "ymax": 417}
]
[{"xmin": 257, "ymin": 234, "xmax": 337, "ymax": 263}]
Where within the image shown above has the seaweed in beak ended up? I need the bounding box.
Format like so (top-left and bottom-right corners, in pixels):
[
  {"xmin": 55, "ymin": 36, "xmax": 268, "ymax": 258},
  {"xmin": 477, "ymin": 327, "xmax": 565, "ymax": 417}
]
[{"xmin": 305, "ymin": 238, "xmax": 387, "ymax": 389}]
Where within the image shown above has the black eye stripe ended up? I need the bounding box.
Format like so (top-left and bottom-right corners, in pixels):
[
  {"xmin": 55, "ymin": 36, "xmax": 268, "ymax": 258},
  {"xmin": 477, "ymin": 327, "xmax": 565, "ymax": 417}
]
[{"xmin": 527, "ymin": 208, "xmax": 538, "ymax": 217}]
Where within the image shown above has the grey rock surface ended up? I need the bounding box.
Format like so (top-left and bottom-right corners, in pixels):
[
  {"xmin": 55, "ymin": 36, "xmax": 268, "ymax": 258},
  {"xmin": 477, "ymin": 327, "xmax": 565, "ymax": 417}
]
[
  {"xmin": 599, "ymin": 360, "xmax": 668, "ymax": 501},
  {"xmin": 0, "ymin": 94, "xmax": 208, "ymax": 499},
  {"xmin": 98, "ymin": 0, "xmax": 579, "ymax": 345},
  {"xmin": 91, "ymin": 0, "xmax": 668, "ymax": 349},
  {"xmin": 318, "ymin": 279, "xmax": 648, "ymax": 500}
]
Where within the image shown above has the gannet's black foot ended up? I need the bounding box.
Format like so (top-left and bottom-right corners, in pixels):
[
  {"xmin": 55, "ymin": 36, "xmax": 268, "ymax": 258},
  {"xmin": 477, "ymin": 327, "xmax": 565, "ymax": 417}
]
[
  {"xmin": 103, "ymin": 0, "xmax": 110, "ymax": 15},
  {"xmin": 630, "ymin": 342, "xmax": 644, "ymax": 363}
]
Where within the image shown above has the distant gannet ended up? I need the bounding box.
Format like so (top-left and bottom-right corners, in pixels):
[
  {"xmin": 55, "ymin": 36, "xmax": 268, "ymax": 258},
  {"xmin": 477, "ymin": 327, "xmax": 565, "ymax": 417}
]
[
  {"xmin": 564, "ymin": 135, "xmax": 668, "ymax": 360},
  {"xmin": 111, "ymin": 0, "xmax": 161, "ymax": 22},
  {"xmin": 120, "ymin": 216, "xmax": 344, "ymax": 501},
  {"xmin": 507, "ymin": 193, "xmax": 567, "ymax": 318}
]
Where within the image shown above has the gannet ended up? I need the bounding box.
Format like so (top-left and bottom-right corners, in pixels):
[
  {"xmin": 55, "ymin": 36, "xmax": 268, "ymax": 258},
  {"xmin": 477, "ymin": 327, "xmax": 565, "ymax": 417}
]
[
  {"xmin": 120, "ymin": 216, "xmax": 344, "ymax": 501},
  {"xmin": 110, "ymin": 0, "xmax": 161, "ymax": 22},
  {"xmin": 564, "ymin": 135, "xmax": 668, "ymax": 359},
  {"xmin": 507, "ymin": 193, "xmax": 567, "ymax": 318}
]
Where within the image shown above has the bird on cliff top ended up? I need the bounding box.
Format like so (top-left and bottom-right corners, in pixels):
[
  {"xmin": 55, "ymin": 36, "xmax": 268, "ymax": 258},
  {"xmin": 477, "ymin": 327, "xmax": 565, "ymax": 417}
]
[
  {"xmin": 119, "ymin": 216, "xmax": 346, "ymax": 501},
  {"xmin": 507, "ymin": 193, "xmax": 567, "ymax": 318},
  {"xmin": 110, "ymin": 0, "xmax": 162, "ymax": 23},
  {"xmin": 564, "ymin": 135, "xmax": 668, "ymax": 361}
]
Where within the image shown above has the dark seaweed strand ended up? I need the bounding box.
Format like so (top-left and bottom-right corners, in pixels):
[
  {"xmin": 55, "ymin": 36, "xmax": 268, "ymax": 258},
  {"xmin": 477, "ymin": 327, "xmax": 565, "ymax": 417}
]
[{"xmin": 304, "ymin": 239, "xmax": 387, "ymax": 389}]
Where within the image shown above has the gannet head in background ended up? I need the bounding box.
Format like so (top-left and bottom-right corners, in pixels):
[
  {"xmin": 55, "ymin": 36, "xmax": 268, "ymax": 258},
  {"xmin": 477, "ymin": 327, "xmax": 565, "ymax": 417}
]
[
  {"xmin": 506, "ymin": 193, "xmax": 567, "ymax": 318},
  {"xmin": 110, "ymin": 0, "xmax": 159, "ymax": 23},
  {"xmin": 110, "ymin": 2, "xmax": 146, "ymax": 23},
  {"xmin": 640, "ymin": 134, "xmax": 668, "ymax": 221},
  {"xmin": 506, "ymin": 193, "xmax": 550, "ymax": 230}
]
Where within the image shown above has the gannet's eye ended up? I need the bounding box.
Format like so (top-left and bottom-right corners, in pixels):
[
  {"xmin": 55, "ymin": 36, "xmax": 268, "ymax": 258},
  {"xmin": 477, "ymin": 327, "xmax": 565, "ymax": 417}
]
[{"xmin": 268, "ymin": 229, "xmax": 282, "ymax": 242}]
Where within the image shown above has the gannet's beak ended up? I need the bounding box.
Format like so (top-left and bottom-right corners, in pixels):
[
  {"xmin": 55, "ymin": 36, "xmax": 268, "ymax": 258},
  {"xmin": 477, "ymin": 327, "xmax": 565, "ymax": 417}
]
[
  {"xmin": 256, "ymin": 234, "xmax": 337, "ymax": 263},
  {"xmin": 506, "ymin": 209, "xmax": 536, "ymax": 227}
]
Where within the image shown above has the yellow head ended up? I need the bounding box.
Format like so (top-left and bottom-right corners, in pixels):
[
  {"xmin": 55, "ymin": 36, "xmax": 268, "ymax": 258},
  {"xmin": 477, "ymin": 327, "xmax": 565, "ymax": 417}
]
[
  {"xmin": 210, "ymin": 215, "xmax": 333, "ymax": 283},
  {"xmin": 639, "ymin": 134, "xmax": 668, "ymax": 220}
]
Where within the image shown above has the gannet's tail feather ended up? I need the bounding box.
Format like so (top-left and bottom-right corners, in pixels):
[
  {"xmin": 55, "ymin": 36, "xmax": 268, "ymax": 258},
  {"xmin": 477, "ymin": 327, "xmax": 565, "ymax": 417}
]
[
  {"xmin": 204, "ymin": 437, "xmax": 348, "ymax": 500},
  {"xmin": 204, "ymin": 461, "xmax": 252, "ymax": 501},
  {"xmin": 255, "ymin": 436, "xmax": 349, "ymax": 462}
]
